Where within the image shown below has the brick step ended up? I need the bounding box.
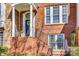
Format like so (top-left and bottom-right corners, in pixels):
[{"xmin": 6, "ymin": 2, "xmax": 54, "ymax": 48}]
[{"xmin": 10, "ymin": 36, "xmax": 38, "ymax": 53}]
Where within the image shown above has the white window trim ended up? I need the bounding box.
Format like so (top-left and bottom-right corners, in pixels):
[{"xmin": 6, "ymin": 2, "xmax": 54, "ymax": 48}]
[
  {"xmin": 50, "ymin": 6, "xmax": 53, "ymax": 24},
  {"xmin": 60, "ymin": 6, "xmax": 62, "ymax": 23},
  {"xmin": 45, "ymin": 7, "xmax": 47, "ymax": 25},
  {"xmin": 48, "ymin": 34, "xmax": 65, "ymax": 50},
  {"xmin": 45, "ymin": 4, "xmax": 68, "ymax": 25}
]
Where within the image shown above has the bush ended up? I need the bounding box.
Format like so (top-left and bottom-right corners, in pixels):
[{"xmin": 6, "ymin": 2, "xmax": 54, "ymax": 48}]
[
  {"xmin": 0, "ymin": 46, "xmax": 8, "ymax": 56},
  {"xmin": 71, "ymin": 47, "xmax": 79, "ymax": 56}
]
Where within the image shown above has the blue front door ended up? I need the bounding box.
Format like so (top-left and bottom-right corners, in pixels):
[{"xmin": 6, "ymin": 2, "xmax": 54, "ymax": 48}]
[{"xmin": 25, "ymin": 20, "xmax": 30, "ymax": 36}]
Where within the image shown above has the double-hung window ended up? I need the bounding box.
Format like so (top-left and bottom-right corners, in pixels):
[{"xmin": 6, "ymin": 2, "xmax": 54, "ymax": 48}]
[
  {"xmin": 48, "ymin": 34, "xmax": 65, "ymax": 49},
  {"xmin": 45, "ymin": 4, "xmax": 68, "ymax": 24}
]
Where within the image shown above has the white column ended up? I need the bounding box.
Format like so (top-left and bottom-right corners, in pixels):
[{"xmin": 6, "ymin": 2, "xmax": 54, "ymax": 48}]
[
  {"xmin": 33, "ymin": 16, "xmax": 35, "ymax": 37},
  {"xmin": 77, "ymin": 3, "xmax": 79, "ymax": 27},
  {"xmin": 12, "ymin": 4, "xmax": 16, "ymax": 37},
  {"xmin": 22, "ymin": 13, "xmax": 26, "ymax": 36},
  {"xmin": 30, "ymin": 4, "xmax": 33, "ymax": 37},
  {"xmin": 1, "ymin": 3, "xmax": 6, "ymax": 27}
]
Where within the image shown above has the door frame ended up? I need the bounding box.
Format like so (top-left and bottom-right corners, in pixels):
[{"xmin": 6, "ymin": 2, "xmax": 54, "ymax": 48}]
[{"xmin": 22, "ymin": 12, "xmax": 29, "ymax": 36}]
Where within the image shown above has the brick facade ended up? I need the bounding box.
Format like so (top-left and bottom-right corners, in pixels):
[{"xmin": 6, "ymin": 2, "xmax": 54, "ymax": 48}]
[
  {"xmin": 4, "ymin": 3, "xmax": 79, "ymax": 55},
  {"xmin": 35, "ymin": 3, "xmax": 76, "ymax": 46}
]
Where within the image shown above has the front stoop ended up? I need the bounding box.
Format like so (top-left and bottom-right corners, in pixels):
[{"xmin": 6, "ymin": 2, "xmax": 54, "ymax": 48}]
[
  {"xmin": 9, "ymin": 36, "xmax": 66, "ymax": 56},
  {"xmin": 10, "ymin": 37, "xmax": 37, "ymax": 54},
  {"xmin": 9, "ymin": 36, "xmax": 48, "ymax": 55}
]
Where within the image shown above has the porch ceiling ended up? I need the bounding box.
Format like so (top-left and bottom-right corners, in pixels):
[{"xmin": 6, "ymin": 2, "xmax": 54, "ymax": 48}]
[{"xmin": 15, "ymin": 3, "xmax": 30, "ymax": 12}]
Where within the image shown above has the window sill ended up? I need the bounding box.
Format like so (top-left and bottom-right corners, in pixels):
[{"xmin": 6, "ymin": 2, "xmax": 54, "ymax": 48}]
[
  {"xmin": 48, "ymin": 48, "xmax": 65, "ymax": 50},
  {"xmin": 45, "ymin": 23, "xmax": 68, "ymax": 25}
]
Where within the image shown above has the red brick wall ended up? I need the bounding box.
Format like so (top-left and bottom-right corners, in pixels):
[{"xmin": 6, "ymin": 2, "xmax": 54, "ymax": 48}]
[{"xmin": 35, "ymin": 3, "xmax": 76, "ymax": 46}]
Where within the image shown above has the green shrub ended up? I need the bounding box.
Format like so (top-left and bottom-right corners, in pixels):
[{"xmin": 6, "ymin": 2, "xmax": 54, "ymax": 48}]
[
  {"xmin": 0, "ymin": 46, "xmax": 8, "ymax": 56},
  {"xmin": 71, "ymin": 47, "xmax": 79, "ymax": 56}
]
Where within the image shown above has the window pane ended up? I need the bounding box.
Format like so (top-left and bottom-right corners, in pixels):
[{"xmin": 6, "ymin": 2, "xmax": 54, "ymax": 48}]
[
  {"xmin": 57, "ymin": 34, "xmax": 64, "ymax": 42},
  {"xmin": 53, "ymin": 6, "xmax": 59, "ymax": 15},
  {"xmin": 62, "ymin": 5, "xmax": 68, "ymax": 23},
  {"xmin": 46, "ymin": 7, "xmax": 50, "ymax": 15},
  {"xmin": 53, "ymin": 6, "xmax": 59, "ymax": 23},
  {"xmin": 46, "ymin": 16, "xmax": 50, "ymax": 23},
  {"xmin": 62, "ymin": 15, "xmax": 67, "ymax": 23},
  {"xmin": 57, "ymin": 34, "xmax": 64, "ymax": 49},
  {"xmin": 57, "ymin": 42, "xmax": 63, "ymax": 49},
  {"xmin": 53, "ymin": 15, "xmax": 59, "ymax": 23},
  {"xmin": 46, "ymin": 7, "xmax": 50, "ymax": 24},
  {"xmin": 49, "ymin": 35, "xmax": 55, "ymax": 48},
  {"xmin": 62, "ymin": 5, "xmax": 68, "ymax": 14},
  {"xmin": 49, "ymin": 35, "xmax": 55, "ymax": 43}
]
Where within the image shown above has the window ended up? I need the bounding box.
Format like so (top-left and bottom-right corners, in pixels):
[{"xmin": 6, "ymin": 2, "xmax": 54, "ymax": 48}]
[
  {"xmin": 0, "ymin": 32, "xmax": 3, "ymax": 46},
  {"xmin": 46, "ymin": 7, "xmax": 50, "ymax": 24},
  {"xmin": 62, "ymin": 5, "xmax": 68, "ymax": 23},
  {"xmin": 48, "ymin": 34, "xmax": 65, "ymax": 49},
  {"xmin": 45, "ymin": 4, "xmax": 68, "ymax": 24},
  {"xmin": 53, "ymin": 6, "xmax": 59, "ymax": 23},
  {"xmin": 25, "ymin": 13, "xmax": 30, "ymax": 36}
]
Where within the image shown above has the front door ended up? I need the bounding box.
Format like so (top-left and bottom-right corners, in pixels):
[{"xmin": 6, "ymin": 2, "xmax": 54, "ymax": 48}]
[
  {"xmin": 25, "ymin": 20, "xmax": 30, "ymax": 36},
  {"xmin": 24, "ymin": 13, "xmax": 30, "ymax": 36}
]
